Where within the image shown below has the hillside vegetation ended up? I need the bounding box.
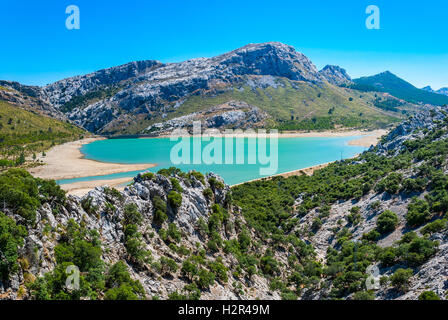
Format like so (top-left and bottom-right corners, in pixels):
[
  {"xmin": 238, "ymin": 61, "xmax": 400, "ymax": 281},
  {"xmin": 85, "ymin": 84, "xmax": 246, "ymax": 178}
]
[
  {"xmin": 0, "ymin": 100, "xmax": 86, "ymax": 168},
  {"xmin": 353, "ymin": 71, "xmax": 448, "ymax": 106},
  {"xmin": 0, "ymin": 107, "xmax": 448, "ymax": 300},
  {"xmin": 232, "ymin": 107, "xmax": 448, "ymax": 299},
  {"xmin": 111, "ymin": 79, "xmax": 403, "ymax": 135}
]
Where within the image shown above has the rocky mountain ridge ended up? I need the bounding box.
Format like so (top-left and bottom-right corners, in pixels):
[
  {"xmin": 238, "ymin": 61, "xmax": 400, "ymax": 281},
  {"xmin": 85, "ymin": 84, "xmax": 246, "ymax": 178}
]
[
  {"xmin": 2, "ymin": 42, "xmax": 411, "ymax": 135},
  {"xmin": 0, "ymin": 80, "xmax": 65, "ymax": 120},
  {"xmin": 319, "ymin": 65, "xmax": 352, "ymax": 86}
]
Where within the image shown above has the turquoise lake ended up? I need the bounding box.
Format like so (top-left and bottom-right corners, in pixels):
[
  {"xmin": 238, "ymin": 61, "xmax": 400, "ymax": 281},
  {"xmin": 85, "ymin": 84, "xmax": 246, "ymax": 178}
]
[{"xmin": 57, "ymin": 136, "xmax": 367, "ymax": 186}]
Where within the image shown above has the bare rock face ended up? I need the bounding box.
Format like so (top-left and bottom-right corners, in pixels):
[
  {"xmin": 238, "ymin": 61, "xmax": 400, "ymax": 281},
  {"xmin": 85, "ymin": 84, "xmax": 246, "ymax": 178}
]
[
  {"xmin": 0, "ymin": 170, "xmax": 279, "ymax": 300},
  {"xmin": 42, "ymin": 60, "xmax": 163, "ymax": 108},
  {"xmin": 0, "ymin": 80, "xmax": 65, "ymax": 120},
  {"xmin": 144, "ymin": 100, "xmax": 268, "ymax": 135},
  {"xmin": 319, "ymin": 65, "xmax": 352, "ymax": 86},
  {"xmin": 374, "ymin": 106, "xmax": 447, "ymax": 156}
]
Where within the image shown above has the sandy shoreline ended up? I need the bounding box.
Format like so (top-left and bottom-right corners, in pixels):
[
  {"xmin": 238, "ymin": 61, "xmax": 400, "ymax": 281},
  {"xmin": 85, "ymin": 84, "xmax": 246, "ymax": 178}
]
[
  {"xmin": 28, "ymin": 137, "xmax": 156, "ymax": 181},
  {"xmin": 230, "ymin": 129, "xmax": 386, "ymax": 186},
  {"xmin": 347, "ymin": 129, "xmax": 386, "ymax": 147},
  {"xmin": 231, "ymin": 162, "xmax": 331, "ymax": 187},
  {"xmin": 148, "ymin": 129, "xmax": 387, "ymax": 146},
  {"xmin": 32, "ymin": 129, "xmax": 386, "ymax": 197}
]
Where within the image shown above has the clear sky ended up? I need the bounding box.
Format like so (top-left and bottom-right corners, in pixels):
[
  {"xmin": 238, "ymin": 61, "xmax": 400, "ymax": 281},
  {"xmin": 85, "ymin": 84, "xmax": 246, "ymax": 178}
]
[{"xmin": 1, "ymin": 0, "xmax": 447, "ymax": 89}]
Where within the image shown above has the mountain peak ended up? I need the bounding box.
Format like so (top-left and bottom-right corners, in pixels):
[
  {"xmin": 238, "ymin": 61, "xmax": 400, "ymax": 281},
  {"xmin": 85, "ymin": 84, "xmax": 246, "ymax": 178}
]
[
  {"xmin": 216, "ymin": 42, "xmax": 323, "ymax": 83},
  {"xmin": 436, "ymin": 87, "xmax": 448, "ymax": 96},
  {"xmin": 378, "ymin": 70, "xmax": 395, "ymax": 77},
  {"xmin": 354, "ymin": 72, "xmax": 448, "ymax": 106},
  {"xmin": 235, "ymin": 42, "xmax": 296, "ymax": 53},
  {"xmin": 319, "ymin": 65, "xmax": 352, "ymax": 86}
]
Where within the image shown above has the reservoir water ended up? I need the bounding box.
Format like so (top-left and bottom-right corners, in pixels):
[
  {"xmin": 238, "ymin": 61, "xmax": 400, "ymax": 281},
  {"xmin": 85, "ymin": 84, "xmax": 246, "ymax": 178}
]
[{"xmin": 57, "ymin": 136, "xmax": 367, "ymax": 186}]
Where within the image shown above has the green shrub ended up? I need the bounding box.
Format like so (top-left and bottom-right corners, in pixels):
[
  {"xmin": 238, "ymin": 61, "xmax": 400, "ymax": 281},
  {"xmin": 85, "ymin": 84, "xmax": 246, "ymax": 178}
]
[
  {"xmin": 170, "ymin": 178, "xmax": 183, "ymax": 193},
  {"xmin": 31, "ymin": 220, "xmax": 105, "ymax": 300},
  {"xmin": 123, "ymin": 203, "xmax": 143, "ymax": 225},
  {"xmin": 379, "ymin": 247, "xmax": 398, "ymax": 267},
  {"xmin": 208, "ymin": 177, "xmax": 225, "ymax": 190},
  {"xmin": 406, "ymin": 198, "xmax": 431, "ymax": 227},
  {"xmin": 260, "ymin": 251, "xmax": 279, "ymax": 276},
  {"xmin": 181, "ymin": 260, "xmax": 198, "ymax": 280},
  {"xmin": 103, "ymin": 187, "xmax": 124, "ymax": 201},
  {"xmin": 418, "ymin": 291, "xmax": 440, "ymax": 300},
  {"xmin": 203, "ymin": 188, "xmax": 213, "ymax": 200},
  {"xmin": 196, "ymin": 269, "xmax": 215, "ymax": 290},
  {"xmin": 167, "ymin": 223, "xmax": 181, "ymax": 243},
  {"xmin": 141, "ymin": 172, "xmax": 155, "ymax": 181},
  {"xmin": 154, "ymin": 210, "xmax": 168, "ymax": 225},
  {"xmin": 168, "ymin": 191, "xmax": 182, "ymax": 210},
  {"xmin": 311, "ymin": 218, "xmax": 322, "ymax": 231},
  {"xmin": 0, "ymin": 169, "xmax": 42, "ymax": 223},
  {"xmin": 375, "ymin": 173, "xmax": 402, "ymax": 194},
  {"xmin": 157, "ymin": 167, "xmax": 182, "ymax": 177},
  {"xmin": 390, "ymin": 268, "xmax": 413, "ymax": 292},
  {"xmin": 376, "ymin": 210, "xmax": 398, "ymax": 234},
  {"xmin": 353, "ymin": 290, "xmax": 375, "ymax": 300},
  {"xmin": 152, "ymin": 196, "xmax": 167, "ymax": 225},
  {"xmin": 0, "ymin": 212, "xmax": 27, "ymax": 280},
  {"xmin": 160, "ymin": 257, "xmax": 178, "ymax": 275},
  {"xmin": 421, "ymin": 219, "xmax": 447, "ymax": 235},
  {"xmin": 347, "ymin": 206, "xmax": 362, "ymax": 225},
  {"xmin": 81, "ymin": 196, "xmax": 98, "ymax": 216},
  {"xmin": 208, "ymin": 258, "xmax": 228, "ymax": 283},
  {"xmin": 397, "ymin": 233, "xmax": 438, "ymax": 267},
  {"xmin": 105, "ymin": 261, "xmax": 145, "ymax": 300},
  {"xmin": 189, "ymin": 171, "xmax": 205, "ymax": 184}
]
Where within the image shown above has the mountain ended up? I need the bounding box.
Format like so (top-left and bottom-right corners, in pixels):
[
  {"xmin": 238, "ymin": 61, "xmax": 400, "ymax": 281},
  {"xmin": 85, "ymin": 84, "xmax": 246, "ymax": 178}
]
[
  {"xmin": 437, "ymin": 88, "xmax": 448, "ymax": 96},
  {"xmin": 12, "ymin": 42, "xmax": 409, "ymax": 135},
  {"xmin": 1, "ymin": 106, "xmax": 448, "ymax": 300},
  {"xmin": 319, "ymin": 65, "xmax": 352, "ymax": 86},
  {"xmin": 353, "ymin": 71, "xmax": 448, "ymax": 106},
  {"xmin": 422, "ymin": 85, "xmax": 448, "ymax": 96}
]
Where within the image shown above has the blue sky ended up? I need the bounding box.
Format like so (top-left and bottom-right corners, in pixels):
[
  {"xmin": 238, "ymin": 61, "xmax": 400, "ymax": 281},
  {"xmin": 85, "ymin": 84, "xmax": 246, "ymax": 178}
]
[{"xmin": 1, "ymin": 0, "xmax": 447, "ymax": 89}]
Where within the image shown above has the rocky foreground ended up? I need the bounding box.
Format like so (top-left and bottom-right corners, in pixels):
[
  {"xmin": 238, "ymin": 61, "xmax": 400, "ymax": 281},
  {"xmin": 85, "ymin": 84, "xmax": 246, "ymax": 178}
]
[
  {"xmin": 0, "ymin": 170, "xmax": 279, "ymax": 300},
  {"xmin": 1, "ymin": 107, "xmax": 448, "ymax": 300}
]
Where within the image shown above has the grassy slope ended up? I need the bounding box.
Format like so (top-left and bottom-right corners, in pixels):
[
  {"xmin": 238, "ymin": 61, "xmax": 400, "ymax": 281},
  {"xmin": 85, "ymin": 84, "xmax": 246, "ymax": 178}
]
[
  {"xmin": 0, "ymin": 100, "xmax": 86, "ymax": 160},
  {"xmin": 108, "ymin": 78, "xmax": 403, "ymax": 134}
]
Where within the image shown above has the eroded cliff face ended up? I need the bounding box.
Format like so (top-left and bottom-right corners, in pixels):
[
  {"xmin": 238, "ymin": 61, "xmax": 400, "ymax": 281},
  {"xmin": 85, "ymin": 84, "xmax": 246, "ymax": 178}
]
[
  {"xmin": 319, "ymin": 65, "xmax": 352, "ymax": 86},
  {"xmin": 143, "ymin": 100, "xmax": 269, "ymax": 135},
  {"xmin": 0, "ymin": 80, "xmax": 65, "ymax": 120},
  {"xmin": 0, "ymin": 170, "xmax": 280, "ymax": 300}
]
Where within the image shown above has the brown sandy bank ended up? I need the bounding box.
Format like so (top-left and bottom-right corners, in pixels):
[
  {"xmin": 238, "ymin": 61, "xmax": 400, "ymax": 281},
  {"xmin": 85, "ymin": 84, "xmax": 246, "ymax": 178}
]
[{"xmin": 28, "ymin": 138, "xmax": 156, "ymax": 180}]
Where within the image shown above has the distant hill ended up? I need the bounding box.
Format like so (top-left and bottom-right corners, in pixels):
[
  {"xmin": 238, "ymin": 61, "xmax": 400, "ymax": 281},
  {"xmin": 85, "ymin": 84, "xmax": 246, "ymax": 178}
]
[
  {"xmin": 422, "ymin": 85, "xmax": 448, "ymax": 97},
  {"xmin": 353, "ymin": 71, "xmax": 448, "ymax": 106}
]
